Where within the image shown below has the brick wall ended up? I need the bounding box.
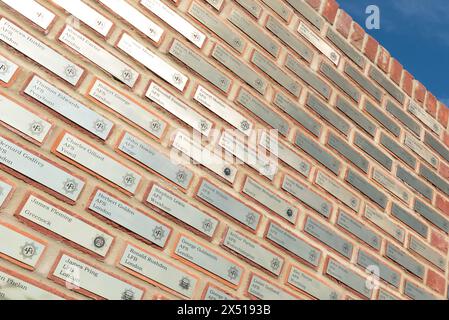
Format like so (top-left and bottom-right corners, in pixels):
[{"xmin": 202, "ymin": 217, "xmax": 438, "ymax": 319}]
[{"xmin": 0, "ymin": 0, "xmax": 448, "ymax": 300}]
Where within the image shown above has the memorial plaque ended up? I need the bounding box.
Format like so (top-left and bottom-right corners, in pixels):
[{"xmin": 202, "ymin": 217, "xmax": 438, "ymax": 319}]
[
  {"xmin": 409, "ymin": 235, "xmax": 446, "ymax": 270},
  {"xmin": 146, "ymin": 82, "xmax": 211, "ymax": 136},
  {"xmin": 357, "ymin": 250, "xmax": 400, "ymax": 288},
  {"xmin": 196, "ymin": 179, "xmax": 261, "ymax": 231},
  {"xmin": 378, "ymin": 288, "xmax": 398, "ymax": 301},
  {"xmin": 117, "ymin": 33, "xmax": 188, "ymax": 92},
  {"xmin": 228, "ymin": 9, "xmax": 279, "ymax": 57},
  {"xmin": 386, "ymin": 100, "xmax": 421, "ymax": 137},
  {"xmin": 25, "ymin": 75, "xmax": 113, "ymax": 141},
  {"xmin": 404, "ymin": 281, "xmax": 436, "ymax": 300},
  {"xmin": 304, "ymin": 216, "xmax": 353, "ymax": 259},
  {"xmin": 424, "ymin": 132, "xmax": 449, "ymax": 163},
  {"xmin": 17, "ymin": 194, "xmax": 113, "ymax": 257},
  {"xmin": 396, "ymin": 166, "xmax": 433, "ymax": 201},
  {"xmin": 414, "ymin": 199, "xmax": 449, "ymax": 233},
  {"xmin": 297, "ymin": 22, "xmax": 339, "ymax": 65},
  {"xmin": 285, "ymin": 55, "xmax": 330, "ymax": 99},
  {"xmin": 236, "ymin": 88, "xmax": 289, "ymax": 136},
  {"xmin": 370, "ymin": 67, "xmax": 405, "ymax": 103},
  {"xmin": 0, "ymin": 268, "xmax": 64, "ymax": 300},
  {"xmin": 0, "ymin": 223, "xmax": 45, "ymax": 269},
  {"xmin": 364, "ymin": 206, "xmax": 405, "ymax": 243},
  {"xmin": 286, "ymin": 0, "xmax": 323, "ymax": 29},
  {"xmin": 0, "ymin": 18, "xmax": 84, "ymax": 86},
  {"xmin": 59, "ymin": 25, "xmax": 138, "ymax": 88},
  {"xmin": 203, "ymin": 284, "xmax": 235, "ymax": 300},
  {"xmin": 344, "ymin": 63, "xmax": 381, "ymax": 101},
  {"xmin": 88, "ymin": 189, "xmax": 171, "ymax": 248},
  {"xmin": 169, "ymin": 39, "xmax": 231, "ymax": 93},
  {"xmin": 0, "ymin": 92, "xmax": 52, "ymax": 144},
  {"xmin": 320, "ymin": 62, "xmax": 360, "ymax": 102},
  {"xmin": 315, "ymin": 171, "xmax": 360, "ymax": 212},
  {"xmin": 354, "ymin": 133, "xmax": 392, "ymax": 170},
  {"xmin": 188, "ymin": 3, "xmax": 245, "ymax": 53},
  {"xmin": 119, "ymin": 243, "xmax": 197, "ymax": 298},
  {"xmin": 420, "ymin": 165, "xmax": 449, "ymax": 196},
  {"xmin": 146, "ymin": 184, "xmax": 218, "ymax": 238},
  {"xmin": 251, "ymin": 50, "xmax": 301, "ymax": 97},
  {"xmin": 203, "ymin": 0, "xmax": 224, "ymax": 11},
  {"xmin": 338, "ymin": 211, "xmax": 381, "ymax": 250},
  {"xmin": 365, "ymin": 100, "xmax": 401, "ymax": 137},
  {"xmin": 404, "ymin": 133, "xmax": 438, "ymax": 168},
  {"xmin": 174, "ymin": 235, "xmax": 244, "ymax": 287},
  {"xmin": 385, "ymin": 242, "xmax": 425, "ymax": 279},
  {"xmin": 306, "ymin": 94, "xmax": 350, "ymax": 136},
  {"xmin": 346, "ymin": 170, "xmax": 388, "ymax": 209},
  {"xmin": 261, "ymin": 0, "xmax": 292, "ymax": 22},
  {"xmin": 336, "ymin": 97, "xmax": 376, "ymax": 137},
  {"xmin": 0, "ymin": 54, "xmax": 19, "ymax": 86},
  {"xmin": 140, "ymin": 0, "xmax": 206, "ymax": 48},
  {"xmin": 0, "ymin": 135, "xmax": 84, "ymax": 202},
  {"xmin": 223, "ymin": 228, "xmax": 284, "ymax": 276},
  {"xmin": 282, "ymin": 174, "xmax": 332, "ymax": 218},
  {"xmin": 53, "ymin": 131, "xmax": 142, "ymax": 195},
  {"xmin": 259, "ymin": 131, "xmax": 310, "ymax": 177},
  {"xmin": 373, "ymin": 169, "xmax": 410, "ymax": 204},
  {"xmin": 273, "ymin": 92, "xmax": 322, "ymax": 137},
  {"xmin": 87, "ymin": 78, "xmax": 165, "ymax": 139},
  {"xmin": 194, "ymin": 84, "xmax": 253, "ymax": 135},
  {"xmin": 1, "ymin": 0, "xmax": 55, "ymax": 30},
  {"xmin": 53, "ymin": 0, "xmax": 113, "ymax": 37},
  {"xmin": 234, "ymin": 0, "xmax": 262, "ymax": 18},
  {"xmin": 51, "ymin": 253, "xmax": 144, "ymax": 300},
  {"xmin": 328, "ymin": 133, "xmax": 369, "ymax": 173},
  {"xmin": 242, "ymin": 177, "xmax": 297, "ymax": 223},
  {"xmin": 325, "ymin": 258, "xmax": 372, "ymax": 299},
  {"xmin": 265, "ymin": 16, "xmax": 312, "ymax": 62},
  {"xmin": 172, "ymin": 132, "xmax": 237, "ymax": 183},
  {"xmin": 265, "ymin": 221, "xmax": 321, "ymax": 267},
  {"xmin": 0, "ymin": 179, "xmax": 13, "ymax": 207},
  {"xmin": 247, "ymin": 274, "xmax": 297, "ymax": 300},
  {"xmin": 327, "ymin": 29, "xmax": 365, "ymax": 69},
  {"xmin": 295, "ymin": 131, "xmax": 341, "ymax": 176},
  {"xmin": 211, "ymin": 44, "xmax": 266, "ymax": 95},
  {"xmin": 287, "ymin": 266, "xmax": 341, "ymax": 300},
  {"xmin": 118, "ymin": 132, "xmax": 192, "ymax": 189},
  {"xmin": 408, "ymin": 100, "xmax": 442, "ymax": 134}
]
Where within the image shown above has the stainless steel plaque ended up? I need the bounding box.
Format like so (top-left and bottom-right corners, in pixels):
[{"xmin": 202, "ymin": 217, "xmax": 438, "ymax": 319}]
[
  {"xmin": 235, "ymin": 0, "xmax": 262, "ymax": 18},
  {"xmin": 404, "ymin": 133, "xmax": 438, "ymax": 168},
  {"xmin": 242, "ymin": 177, "xmax": 297, "ymax": 223},
  {"xmin": 282, "ymin": 174, "xmax": 332, "ymax": 218},
  {"xmin": 315, "ymin": 171, "xmax": 360, "ymax": 212},
  {"xmin": 196, "ymin": 179, "xmax": 261, "ymax": 230},
  {"xmin": 211, "ymin": 44, "xmax": 266, "ymax": 95},
  {"xmin": 409, "ymin": 235, "xmax": 446, "ymax": 270},
  {"xmin": 370, "ymin": 68, "xmax": 404, "ymax": 103},
  {"xmin": 203, "ymin": 0, "xmax": 224, "ymax": 11},
  {"xmin": 424, "ymin": 132, "xmax": 449, "ymax": 163},
  {"xmin": 420, "ymin": 165, "xmax": 449, "ymax": 196},
  {"xmin": 203, "ymin": 284, "xmax": 235, "ymax": 300},
  {"xmin": 286, "ymin": 0, "xmax": 323, "ymax": 29},
  {"xmin": 25, "ymin": 75, "xmax": 113, "ymax": 140},
  {"xmin": 0, "ymin": 54, "xmax": 18, "ymax": 84},
  {"xmin": 174, "ymin": 235, "xmax": 244, "ymax": 286},
  {"xmin": 336, "ymin": 97, "xmax": 376, "ymax": 137},
  {"xmin": 346, "ymin": 170, "xmax": 387, "ymax": 209},
  {"xmin": 228, "ymin": 9, "xmax": 279, "ymax": 57},
  {"xmin": 320, "ymin": 62, "xmax": 360, "ymax": 102},
  {"xmin": 385, "ymin": 242, "xmax": 425, "ymax": 279},
  {"xmin": 0, "ymin": 18, "xmax": 84, "ymax": 86},
  {"xmin": 0, "ymin": 180, "xmax": 12, "ymax": 207},
  {"xmin": 386, "ymin": 100, "xmax": 421, "ymax": 136},
  {"xmin": 357, "ymin": 250, "xmax": 400, "ymax": 288},
  {"xmin": 88, "ymin": 189, "xmax": 171, "ymax": 248},
  {"xmin": 251, "ymin": 50, "xmax": 301, "ymax": 97},
  {"xmin": 344, "ymin": 63, "xmax": 381, "ymax": 101},
  {"xmin": 364, "ymin": 205, "xmax": 405, "ymax": 243},
  {"xmin": 287, "ymin": 266, "xmax": 341, "ymax": 300},
  {"xmin": 146, "ymin": 184, "xmax": 218, "ymax": 238},
  {"xmin": 1, "ymin": 0, "xmax": 55, "ymax": 30},
  {"xmin": 365, "ymin": 100, "xmax": 401, "ymax": 137},
  {"xmin": 261, "ymin": 0, "xmax": 292, "ymax": 22},
  {"xmin": 247, "ymin": 274, "xmax": 297, "ymax": 300},
  {"xmin": 297, "ymin": 22, "xmax": 339, "ymax": 65},
  {"xmin": 328, "ymin": 133, "xmax": 368, "ymax": 173},
  {"xmin": 59, "ymin": 25, "xmax": 138, "ymax": 88},
  {"xmin": 327, "ymin": 28, "xmax": 365, "ymax": 69},
  {"xmin": 404, "ymin": 281, "xmax": 436, "ymax": 300},
  {"xmin": 304, "ymin": 216, "xmax": 353, "ymax": 259},
  {"xmin": 169, "ymin": 39, "xmax": 231, "ymax": 93},
  {"xmin": 396, "ymin": 166, "xmax": 433, "ymax": 201},
  {"xmin": 381, "ymin": 133, "xmax": 416, "ymax": 168},
  {"xmin": 354, "ymin": 133, "xmax": 392, "ymax": 170},
  {"xmin": 373, "ymin": 169, "xmax": 410, "ymax": 204},
  {"xmin": 378, "ymin": 288, "xmax": 398, "ymax": 300},
  {"xmin": 414, "ymin": 199, "xmax": 449, "ymax": 233},
  {"xmin": 265, "ymin": 221, "xmax": 321, "ymax": 266}
]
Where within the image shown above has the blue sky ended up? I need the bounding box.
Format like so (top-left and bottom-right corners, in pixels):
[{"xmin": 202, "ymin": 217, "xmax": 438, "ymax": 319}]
[{"xmin": 338, "ymin": 0, "xmax": 449, "ymax": 106}]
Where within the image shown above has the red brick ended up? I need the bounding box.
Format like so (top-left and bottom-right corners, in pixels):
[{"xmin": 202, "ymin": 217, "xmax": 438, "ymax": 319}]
[
  {"xmin": 402, "ymin": 70, "xmax": 414, "ymax": 96},
  {"xmin": 350, "ymin": 22, "xmax": 365, "ymax": 50},
  {"xmin": 430, "ymin": 230, "xmax": 448, "ymax": 254},
  {"xmin": 376, "ymin": 47, "xmax": 390, "ymax": 73},
  {"xmin": 443, "ymin": 131, "xmax": 449, "ymax": 148},
  {"xmin": 440, "ymin": 162, "xmax": 449, "ymax": 180},
  {"xmin": 426, "ymin": 269, "xmax": 446, "ymax": 296},
  {"xmin": 306, "ymin": 0, "xmax": 322, "ymax": 10},
  {"xmin": 426, "ymin": 93, "xmax": 438, "ymax": 118},
  {"xmin": 414, "ymin": 81, "xmax": 426, "ymax": 104},
  {"xmin": 336, "ymin": 10, "xmax": 352, "ymax": 38},
  {"xmin": 322, "ymin": 0, "xmax": 339, "ymax": 24},
  {"xmin": 390, "ymin": 58, "xmax": 403, "ymax": 85},
  {"xmin": 435, "ymin": 194, "xmax": 449, "ymax": 216},
  {"xmin": 364, "ymin": 36, "xmax": 378, "ymax": 62},
  {"xmin": 438, "ymin": 102, "xmax": 449, "ymax": 128}
]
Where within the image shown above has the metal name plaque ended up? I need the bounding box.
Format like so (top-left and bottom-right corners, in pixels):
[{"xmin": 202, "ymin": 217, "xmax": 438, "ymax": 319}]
[
  {"xmin": 235, "ymin": 0, "xmax": 262, "ymax": 18},
  {"xmin": 337, "ymin": 211, "xmax": 381, "ymax": 250},
  {"xmin": 404, "ymin": 281, "xmax": 436, "ymax": 300},
  {"xmin": 0, "ymin": 135, "xmax": 84, "ymax": 202},
  {"xmin": 0, "ymin": 18, "xmax": 84, "ymax": 86},
  {"xmin": 117, "ymin": 33, "xmax": 188, "ymax": 92},
  {"xmin": 247, "ymin": 274, "xmax": 296, "ymax": 300},
  {"xmin": 54, "ymin": 132, "xmax": 142, "ymax": 195},
  {"xmin": 59, "ymin": 25, "xmax": 138, "ymax": 88},
  {"xmin": 409, "ymin": 236, "xmax": 446, "ymax": 270},
  {"xmin": 346, "ymin": 170, "xmax": 387, "ymax": 209},
  {"xmin": 174, "ymin": 235, "xmax": 243, "ymax": 286},
  {"xmin": 223, "ymin": 228, "xmax": 284, "ymax": 276},
  {"xmin": 0, "ymin": 180, "xmax": 13, "ymax": 207},
  {"xmin": 386, "ymin": 100, "xmax": 420, "ymax": 135},
  {"xmin": 203, "ymin": 0, "xmax": 224, "ymax": 11},
  {"xmin": 373, "ymin": 169, "xmax": 410, "ymax": 204},
  {"xmin": 378, "ymin": 288, "xmax": 398, "ymax": 301},
  {"xmin": 424, "ymin": 132, "xmax": 449, "ymax": 163},
  {"xmin": 203, "ymin": 284, "xmax": 235, "ymax": 300},
  {"xmin": 172, "ymin": 132, "xmax": 237, "ymax": 183},
  {"xmin": 0, "ymin": 54, "xmax": 18, "ymax": 84},
  {"xmin": 286, "ymin": 0, "xmax": 323, "ymax": 29},
  {"xmin": 364, "ymin": 206, "xmax": 405, "ymax": 243},
  {"xmin": 1, "ymin": 0, "xmax": 55, "ymax": 30},
  {"xmin": 391, "ymin": 203, "xmax": 428, "ymax": 238},
  {"xmin": 0, "ymin": 93, "xmax": 52, "ymax": 144},
  {"xmin": 0, "ymin": 223, "xmax": 45, "ymax": 269},
  {"xmin": 120, "ymin": 244, "xmax": 197, "ymax": 298},
  {"xmin": 146, "ymin": 184, "xmax": 218, "ymax": 238},
  {"xmin": 146, "ymin": 82, "xmax": 211, "ymax": 136},
  {"xmin": 357, "ymin": 250, "xmax": 400, "ymax": 288},
  {"xmin": 287, "ymin": 266, "xmax": 341, "ymax": 300},
  {"xmin": 396, "ymin": 166, "xmax": 433, "ymax": 201},
  {"xmin": 354, "ymin": 133, "xmax": 392, "ymax": 170},
  {"xmin": 404, "ymin": 133, "xmax": 438, "ymax": 168},
  {"xmin": 52, "ymin": 254, "xmax": 144, "ymax": 300},
  {"xmin": 18, "ymin": 194, "xmax": 113, "ymax": 257},
  {"xmin": 118, "ymin": 132, "xmax": 193, "ymax": 189},
  {"xmin": 315, "ymin": 171, "xmax": 360, "ymax": 212},
  {"xmin": 306, "ymin": 94, "xmax": 350, "ymax": 136},
  {"xmin": 326, "ymin": 28, "xmax": 365, "ymax": 68},
  {"xmin": 196, "ymin": 179, "xmax": 260, "ymax": 231},
  {"xmin": 25, "ymin": 75, "xmax": 113, "ymax": 140},
  {"xmin": 414, "ymin": 199, "xmax": 449, "ymax": 233},
  {"xmin": 261, "ymin": 0, "xmax": 292, "ymax": 22},
  {"xmin": 320, "ymin": 62, "xmax": 360, "ymax": 102},
  {"xmin": 385, "ymin": 243, "xmax": 425, "ymax": 279},
  {"xmin": 380, "ymin": 134, "xmax": 416, "ymax": 168},
  {"xmin": 88, "ymin": 189, "xmax": 171, "ymax": 248}
]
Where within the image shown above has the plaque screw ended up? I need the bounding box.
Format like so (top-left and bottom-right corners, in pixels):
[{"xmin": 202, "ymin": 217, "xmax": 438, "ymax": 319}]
[
  {"xmin": 223, "ymin": 167, "xmax": 232, "ymax": 176},
  {"xmin": 286, "ymin": 208, "xmax": 293, "ymax": 217},
  {"xmin": 93, "ymin": 236, "xmax": 106, "ymax": 249}
]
